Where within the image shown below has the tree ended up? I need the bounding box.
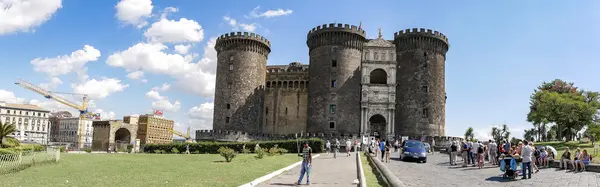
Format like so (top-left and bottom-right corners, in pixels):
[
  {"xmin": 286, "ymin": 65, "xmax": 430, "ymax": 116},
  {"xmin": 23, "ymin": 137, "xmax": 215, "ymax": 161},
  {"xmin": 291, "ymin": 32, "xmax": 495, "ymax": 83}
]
[
  {"xmin": 491, "ymin": 124, "xmax": 511, "ymax": 144},
  {"xmin": 0, "ymin": 122, "xmax": 17, "ymax": 148},
  {"xmin": 547, "ymin": 125, "xmax": 558, "ymax": 141},
  {"xmin": 527, "ymin": 79, "xmax": 600, "ymax": 141},
  {"xmin": 524, "ymin": 128, "xmax": 535, "ymax": 142},
  {"xmin": 585, "ymin": 123, "xmax": 600, "ymax": 145},
  {"xmin": 464, "ymin": 127, "xmax": 474, "ymax": 141}
]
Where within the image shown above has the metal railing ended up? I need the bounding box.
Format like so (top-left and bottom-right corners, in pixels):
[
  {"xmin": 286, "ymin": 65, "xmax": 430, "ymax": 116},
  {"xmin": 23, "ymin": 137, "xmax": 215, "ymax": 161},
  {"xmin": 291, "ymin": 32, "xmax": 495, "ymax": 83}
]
[{"xmin": 0, "ymin": 148, "xmax": 60, "ymax": 174}]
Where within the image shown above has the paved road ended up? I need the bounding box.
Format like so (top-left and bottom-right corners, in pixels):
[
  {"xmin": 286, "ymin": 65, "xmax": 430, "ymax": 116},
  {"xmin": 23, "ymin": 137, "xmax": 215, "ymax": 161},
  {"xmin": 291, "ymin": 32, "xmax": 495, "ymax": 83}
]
[
  {"xmin": 380, "ymin": 152, "xmax": 600, "ymax": 187},
  {"xmin": 257, "ymin": 152, "xmax": 358, "ymax": 187}
]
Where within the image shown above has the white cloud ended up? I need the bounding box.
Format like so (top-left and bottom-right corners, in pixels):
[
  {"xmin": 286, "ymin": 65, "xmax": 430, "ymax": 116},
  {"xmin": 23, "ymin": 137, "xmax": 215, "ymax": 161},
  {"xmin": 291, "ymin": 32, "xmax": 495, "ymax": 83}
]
[
  {"xmin": 247, "ymin": 6, "xmax": 293, "ymax": 18},
  {"xmin": 0, "ymin": 90, "xmax": 25, "ymax": 103},
  {"xmin": 473, "ymin": 126, "xmax": 526, "ymax": 141},
  {"xmin": 0, "ymin": 0, "xmax": 62, "ymax": 35},
  {"xmin": 152, "ymin": 83, "xmax": 170, "ymax": 92},
  {"xmin": 188, "ymin": 102, "xmax": 214, "ymax": 130},
  {"xmin": 126, "ymin": 71, "xmax": 147, "ymax": 82},
  {"xmin": 174, "ymin": 44, "xmax": 191, "ymax": 55},
  {"xmin": 106, "ymin": 41, "xmax": 216, "ymax": 97},
  {"xmin": 31, "ymin": 45, "xmax": 101, "ymax": 77},
  {"xmin": 39, "ymin": 77, "xmax": 63, "ymax": 90},
  {"xmin": 223, "ymin": 16, "xmax": 256, "ymax": 32},
  {"xmin": 94, "ymin": 109, "xmax": 116, "ymax": 120},
  {"xmin": 115, "ymin": 0, "xmax": 153, "ymax": 28},
  {"xmin": 144, "ymin": 18, "xmax": 204, "ymax": 43},
  {"xmin": 145, "ymin": 90, "xmax": 180, "ymax": 112},
  {"xmin": 72, "ymin": 78, "xmax": 129, "ymax": 99},
  {"xmin": 30, "ymin": 99, "xmax": 77, "ymax": 114},
  {"xmin": 160, "ymin": 7, "xmax": 177, "ymax": 19}
]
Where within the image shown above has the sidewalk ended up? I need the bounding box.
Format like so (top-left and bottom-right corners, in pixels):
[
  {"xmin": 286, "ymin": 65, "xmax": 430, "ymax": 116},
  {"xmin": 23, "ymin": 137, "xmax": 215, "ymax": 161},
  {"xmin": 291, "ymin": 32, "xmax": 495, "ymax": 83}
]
[{"xmin": 256, "ymin": 152, "xmax": 358, "ymax": 187}]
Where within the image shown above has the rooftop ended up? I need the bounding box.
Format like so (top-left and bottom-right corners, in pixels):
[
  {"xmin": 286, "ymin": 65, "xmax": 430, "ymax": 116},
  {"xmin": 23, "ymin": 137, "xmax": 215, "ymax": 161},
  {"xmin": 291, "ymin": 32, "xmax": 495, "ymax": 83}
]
[{"xmin": 0, "ymin": 101, "xmax": 49, "ymax": 112}]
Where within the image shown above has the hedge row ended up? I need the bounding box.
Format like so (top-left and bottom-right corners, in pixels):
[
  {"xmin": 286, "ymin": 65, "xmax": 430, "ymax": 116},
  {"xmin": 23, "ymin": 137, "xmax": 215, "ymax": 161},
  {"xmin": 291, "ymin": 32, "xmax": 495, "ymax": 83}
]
[{"xmin": 142, "ymin": 138, "xmax": 324, "ymax": 154}]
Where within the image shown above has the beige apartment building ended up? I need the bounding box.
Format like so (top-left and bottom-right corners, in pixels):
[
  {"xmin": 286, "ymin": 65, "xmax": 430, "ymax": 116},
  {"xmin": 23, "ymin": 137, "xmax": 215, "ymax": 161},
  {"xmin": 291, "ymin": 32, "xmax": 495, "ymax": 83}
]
[
  {"xmin": 0, "ymin": 101, "xmax": 50, "ymax": 144},
  {"xmin": 133, "ymin": 114, "xmax": 174, "ymax": 144}
]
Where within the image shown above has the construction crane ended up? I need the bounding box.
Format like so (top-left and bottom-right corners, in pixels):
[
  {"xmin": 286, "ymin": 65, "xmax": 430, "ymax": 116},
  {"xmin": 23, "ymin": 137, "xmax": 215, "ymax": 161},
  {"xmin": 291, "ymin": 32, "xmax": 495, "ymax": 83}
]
[
  {"xmin": 15, "ymin": 79, "xmax": 99, "ymax": 148},
  {"xmin": 169, "ymin": 127, "xmax": 192, "ymax": 143}
]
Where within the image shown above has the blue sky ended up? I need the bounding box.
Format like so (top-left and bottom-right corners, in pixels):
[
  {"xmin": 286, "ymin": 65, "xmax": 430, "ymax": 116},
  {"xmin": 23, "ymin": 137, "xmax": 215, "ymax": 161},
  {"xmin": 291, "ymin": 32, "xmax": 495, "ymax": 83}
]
[{"xmin": 0, "ymin": 0, "xmax": 599, "ymax": 139}]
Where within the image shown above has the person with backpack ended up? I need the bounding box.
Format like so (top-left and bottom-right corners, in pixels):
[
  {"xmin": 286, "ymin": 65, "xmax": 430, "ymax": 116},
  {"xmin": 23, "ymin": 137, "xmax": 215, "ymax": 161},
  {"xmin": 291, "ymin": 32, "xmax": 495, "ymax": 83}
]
[
  {"xmin": 450, "ymin": 142, "xmax": 458, "ymax": 165},
  {"xmin": 461, "ymin": 141, "xmax": 469, "ymax": 167},
  {"xmin": 334, "ymin": 139, "xmax": 340, "ymax": 159}
]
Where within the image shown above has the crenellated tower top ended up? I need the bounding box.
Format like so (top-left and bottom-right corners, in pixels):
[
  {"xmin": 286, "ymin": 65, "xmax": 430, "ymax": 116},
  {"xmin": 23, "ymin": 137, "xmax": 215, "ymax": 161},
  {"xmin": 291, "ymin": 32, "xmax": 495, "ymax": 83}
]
[
  {"xmin": 393, "ymin": 28, "xmax": 449, "ymax": 56},
  {"xmin": 215, "ymin": 32, "xmax": 271, "ymax": 57},
  {"xmin": 306, "ymin": 23, "xmax": 366, "ymax": 52}
]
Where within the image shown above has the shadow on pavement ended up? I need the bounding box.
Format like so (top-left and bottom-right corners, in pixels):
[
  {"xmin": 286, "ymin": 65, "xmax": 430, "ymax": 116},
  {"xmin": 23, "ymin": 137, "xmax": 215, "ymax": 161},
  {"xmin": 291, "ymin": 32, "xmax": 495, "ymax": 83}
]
[
  {"xmin": 264, "ymin": 183, "xmax": 297, "ymax": 186},
  {"xmin": 484, "ymin": 176, "xmax": 517, "ymax": 183}
]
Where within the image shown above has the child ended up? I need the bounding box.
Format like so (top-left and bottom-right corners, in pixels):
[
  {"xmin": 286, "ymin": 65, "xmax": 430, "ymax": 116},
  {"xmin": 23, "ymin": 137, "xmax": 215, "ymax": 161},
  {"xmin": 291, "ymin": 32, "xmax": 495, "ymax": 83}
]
[{"xmin": 477, "ymin": 142, "xmax": 485, "ymax": 169}]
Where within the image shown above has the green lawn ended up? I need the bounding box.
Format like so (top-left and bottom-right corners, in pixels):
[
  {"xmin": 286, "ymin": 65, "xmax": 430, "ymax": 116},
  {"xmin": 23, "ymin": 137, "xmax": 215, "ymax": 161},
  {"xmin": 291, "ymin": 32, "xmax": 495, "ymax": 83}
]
[
  {"xmin": 361, "ymin": 152, "xmax": 387, "ymax": 187},
  {"xmin": 535, "ymin": 141, "xmax": 600, "ymax": 163},
  {"xmin": 1, "ymin": 153, "xmax": 302, "ymax": 187}
]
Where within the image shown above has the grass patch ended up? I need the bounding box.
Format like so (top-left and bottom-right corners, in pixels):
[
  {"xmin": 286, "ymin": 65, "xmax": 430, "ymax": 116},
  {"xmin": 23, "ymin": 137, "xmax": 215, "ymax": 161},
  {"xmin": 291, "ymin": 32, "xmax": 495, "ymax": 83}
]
[
  {"xmin": 536, "ymin": 141, "xmax": 600, "ymax": 163},
  {"xmin": 362, "ymin": 152, "xmax": 388, "ymax": 187},
  {"xmin": 0, "ymin": 153, "xmax": 301, "ymax": 187}
]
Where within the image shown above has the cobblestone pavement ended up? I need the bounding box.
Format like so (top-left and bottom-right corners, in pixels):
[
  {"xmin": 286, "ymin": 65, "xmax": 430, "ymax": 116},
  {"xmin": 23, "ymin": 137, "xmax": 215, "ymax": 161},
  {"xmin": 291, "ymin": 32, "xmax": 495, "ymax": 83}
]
[
  {"xmin": 257, "ymin": 152, "xmax": 358, "ymax": 187},
  {"xmin": 381, "ymin": 152, "xmax": 600, "ymax": 187}
]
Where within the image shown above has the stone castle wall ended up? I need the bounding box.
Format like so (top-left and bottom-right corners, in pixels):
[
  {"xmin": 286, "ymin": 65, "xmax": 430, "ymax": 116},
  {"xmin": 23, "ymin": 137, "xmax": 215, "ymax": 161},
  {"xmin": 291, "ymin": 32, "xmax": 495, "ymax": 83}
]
[{"xmin": 263, "ymin": 62, "xmax": 309, "ymax": 134}]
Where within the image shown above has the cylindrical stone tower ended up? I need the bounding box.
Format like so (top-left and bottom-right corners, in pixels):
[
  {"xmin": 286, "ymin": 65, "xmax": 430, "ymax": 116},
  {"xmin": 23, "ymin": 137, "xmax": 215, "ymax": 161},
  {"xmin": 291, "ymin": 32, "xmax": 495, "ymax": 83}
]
[
  {"xmin": 306, "ymin": 23, "xmax": 366, "ymax": 134},
  {"xmin": 394, "ymin": 28, "xmax": 449, "ymax": 137},
  {"xmin": 213, "ymin": 32, "xmax": 271, "ymax": 133}
]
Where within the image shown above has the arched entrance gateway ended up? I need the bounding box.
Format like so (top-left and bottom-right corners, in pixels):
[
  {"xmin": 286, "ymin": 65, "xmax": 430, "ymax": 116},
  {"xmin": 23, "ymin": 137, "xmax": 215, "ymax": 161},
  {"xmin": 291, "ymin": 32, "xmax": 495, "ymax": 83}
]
[
  {"xmin": 368, "ymin": 114, "xmax": 386, "ymax": 139},
  {"xmin": 114, "ymin": 128, "xmax": 131, "ymax": 152}
]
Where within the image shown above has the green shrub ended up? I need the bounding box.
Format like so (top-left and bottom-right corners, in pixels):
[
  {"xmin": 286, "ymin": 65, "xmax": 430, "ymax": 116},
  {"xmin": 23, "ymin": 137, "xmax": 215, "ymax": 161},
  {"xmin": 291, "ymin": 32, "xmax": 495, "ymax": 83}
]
[
  {"xmin": 241, "ymin": 147, "xmax": 251, "ymax": 154},
  {"xmin": 127, "ymin": 145, "xmax": 133, "ymax": 153},
  {"xmin": 171, "ymin": 147, "xmax": 180, "ymax": 154},
  {"xmin": 153, "ymin": 149, "xmax": 165, "ymax": 154},
  {"xmin": 84, "ymin": 148, "xmax": 92, "ymax": 153},
  {"xmin": 255, "ymin": 148, "xmax": 267, "ymax": 159},
  {"xmin": 279, "ymin": 148, "xmax": 288, "ymax": 155},
  {"xmin": 192, "ymin": 150, "xmax": 200, "ymax": 154},
  {"xmin": 1, "ymin": 138, "xmax": 20, "ymax": 148},
  {"xmin": 141, "ymin": 138, "xmax": 324, "ymax": 154},
  {"xmin": 59, "ymin": 146, "xmax": 66, "ymax": 153},
  {"xmin": 217, "ymin": 147, "xmax": 237, "ymax": 162},
  {"xmin": 267, "ymin": 147, "xmax": 279, "ymax": 156}
]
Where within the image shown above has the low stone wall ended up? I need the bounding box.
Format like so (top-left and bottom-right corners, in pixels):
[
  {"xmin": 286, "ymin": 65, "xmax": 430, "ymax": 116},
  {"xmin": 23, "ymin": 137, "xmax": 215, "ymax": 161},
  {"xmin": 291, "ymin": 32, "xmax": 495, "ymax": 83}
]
[{"xmin": 549, "ymin": 160, "xmax": 600, "ymax": 172}]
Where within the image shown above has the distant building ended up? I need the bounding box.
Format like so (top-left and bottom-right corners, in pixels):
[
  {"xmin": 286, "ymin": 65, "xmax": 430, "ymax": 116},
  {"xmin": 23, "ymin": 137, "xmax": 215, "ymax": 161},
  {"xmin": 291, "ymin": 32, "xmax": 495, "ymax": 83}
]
[
  {"xmin": 136, "ymin": 114, "xmax": 174, "ymax": 144},
  {"xmin": 56, "ymin": 117, "xmax": 94, "ymax": 149},
  {"xmin": 48, "ymin": 111, "xmax": 73, "ymax": 142},
  {"xmin": 0, "ymin": 101, "xmax": 50, "ymax": 144}
]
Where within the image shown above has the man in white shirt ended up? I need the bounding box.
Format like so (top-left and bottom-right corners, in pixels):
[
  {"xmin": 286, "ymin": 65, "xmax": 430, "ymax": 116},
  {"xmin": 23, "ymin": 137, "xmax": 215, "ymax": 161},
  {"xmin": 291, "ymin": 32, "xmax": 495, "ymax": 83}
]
[
  {"xmin": 521, "ymin": 140, "xmax": 534, "ymax": 179},
  {"xmin": 488, "ymin": 140, "xmax": 497, "ymax": 165},
  {"xmin": 470, "ymin": 141, "xmax": 478, "ymax": 166}
]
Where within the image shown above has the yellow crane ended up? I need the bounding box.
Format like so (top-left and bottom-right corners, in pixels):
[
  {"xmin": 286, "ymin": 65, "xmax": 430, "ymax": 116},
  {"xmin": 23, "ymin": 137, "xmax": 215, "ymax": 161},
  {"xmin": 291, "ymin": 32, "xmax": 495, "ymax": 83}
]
[
  {"xmin": 15, "ymin": 79, "xmax": 99, "ymax": 147},
  {"xmin": 169, "ymin": 127, "xmax": 192, "ymax": 143}
]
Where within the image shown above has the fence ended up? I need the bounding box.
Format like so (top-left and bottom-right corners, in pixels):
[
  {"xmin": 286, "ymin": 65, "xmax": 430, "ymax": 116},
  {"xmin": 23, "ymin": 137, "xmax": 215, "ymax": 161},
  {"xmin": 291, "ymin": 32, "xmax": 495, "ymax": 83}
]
[{"xmin": 0, "ymin": 148, "xmax": 60, "ymax": 174}]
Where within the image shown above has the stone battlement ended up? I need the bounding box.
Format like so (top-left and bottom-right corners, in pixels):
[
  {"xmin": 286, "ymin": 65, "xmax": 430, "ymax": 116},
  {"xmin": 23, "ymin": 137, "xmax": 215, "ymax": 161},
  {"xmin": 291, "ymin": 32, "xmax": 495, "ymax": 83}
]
[
  {"xmin": 267, "ymin": 62, "xmax": 309, "ymax": 73},
  {"xmin": 394, "ymin": 28, "xmax": 448, "ymax": 44},
  {"xmin": 307, "ymin": 23, "xmax": 366, "ymax": 38},
  {"xmin": 216, "ymin": 31, "xmax": 270, "ymax": 47}
]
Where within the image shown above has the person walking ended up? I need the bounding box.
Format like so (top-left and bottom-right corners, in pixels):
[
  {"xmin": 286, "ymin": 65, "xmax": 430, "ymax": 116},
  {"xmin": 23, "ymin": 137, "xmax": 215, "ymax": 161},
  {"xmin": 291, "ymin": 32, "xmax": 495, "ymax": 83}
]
[
  {"xmin": 521, "ymin": 140, "xmax": 534, "ymax": 180},
  {"xmin": 488, "ymin": 140, "xmax": 497, "ymax": 165},
  {"xmin": 334, "ymin": 139, "xmax": 340, "ymax": 159},
  {"xmin": 345, "ymin": 139, "xmax": 352, "ymax": 157},
  {"xmin": 295, "ymin": 142, "xmax": 313, "ymax": 185},
  {"xmin": 477, "ymin": 142, "xmax": 485, "ymax": 169},
  {"xmin": 325, "ymin": 140, "xmax": 331, "ymax": 155},
  {"xmin": 470, "ymin": 141, "xmax": 477, "ymax": 166},
  {"xmin": 380, "ymin": 139, "xmax": 386, "ymax": 161}
]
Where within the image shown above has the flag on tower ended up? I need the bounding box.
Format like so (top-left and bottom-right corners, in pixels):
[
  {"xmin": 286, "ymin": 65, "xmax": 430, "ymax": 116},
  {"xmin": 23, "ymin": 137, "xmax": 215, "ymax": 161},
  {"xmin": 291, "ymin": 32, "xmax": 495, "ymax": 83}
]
[
  {"xmin": 358, "ymin": 21, "xmax": 362, "ymax": 30},
  {"xmin": 154, "ymin": 110, "xmax": 163, "ymax": 116}
]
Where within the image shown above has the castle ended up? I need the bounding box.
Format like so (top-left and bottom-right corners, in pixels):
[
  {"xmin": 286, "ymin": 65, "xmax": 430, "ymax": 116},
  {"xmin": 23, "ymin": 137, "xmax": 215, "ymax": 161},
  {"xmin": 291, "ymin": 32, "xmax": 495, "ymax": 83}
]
[{"xmin": 202, "ymin": 23, "xmax": 449, "ymax": 142}]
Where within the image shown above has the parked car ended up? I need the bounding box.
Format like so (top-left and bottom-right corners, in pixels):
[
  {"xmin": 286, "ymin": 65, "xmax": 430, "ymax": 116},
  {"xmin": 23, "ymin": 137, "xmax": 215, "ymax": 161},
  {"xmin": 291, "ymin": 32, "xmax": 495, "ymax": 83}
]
[
  {"xmin": 400, "ymin": 140, "xmax": 428, "ymax": 163},
  {"xmin": 423, "ymin": 143, "xmax": 431, "ymax": 153}
]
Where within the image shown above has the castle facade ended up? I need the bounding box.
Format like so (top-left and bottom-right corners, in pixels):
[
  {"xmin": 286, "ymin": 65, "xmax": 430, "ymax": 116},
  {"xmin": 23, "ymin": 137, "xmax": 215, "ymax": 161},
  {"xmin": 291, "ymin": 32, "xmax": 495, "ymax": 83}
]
[{"xmin": 210, "ymin": 23, "xmax": 449, "ymax": 140}]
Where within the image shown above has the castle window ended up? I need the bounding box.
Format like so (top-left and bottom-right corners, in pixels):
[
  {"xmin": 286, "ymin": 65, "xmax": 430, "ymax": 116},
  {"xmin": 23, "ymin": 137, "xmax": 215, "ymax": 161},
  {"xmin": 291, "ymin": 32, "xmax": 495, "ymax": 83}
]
[
  {"xmin": 266, "ymin": 82, "xmax": 271, "ymax": 88},
  {"xmin": 329, "ymin": 104, "xmax": 336, "ymax": 114},
  {"xmin": 285, "ymin": 107, "xmax": 288, "ymax": 114},
  {"xmin": 226, "ymin": 104, "xmax": 230, "ymax": 109},
  {"xmin": 331, "ymin": 59, "xmax": 337, "ymax": 67},
  {"xmin": 229, "ymin": 56, "xmax": 234, "ymax": 61},
  {"xmin": 422, "ymin": 108, "xmax": 429, "ymax": 118},
  {"xmin": 229, "ymin": 64, "xmax": 233, "ymax": 71},
  {"xmin": 369, "ymin": 69, "xmax": 387, "ymax": 84},
  {"xmin": 228, "ymin": 82, "xmax": 232, "ymax": 89},
  {"xmin": 422, "ymin": 86, "xmax": 429, "ymax": 93},
  {"xmin": 423, "ymin": 62, "xmax": 428, "ymax": 68},
  {"xmin": 331, "ymin": 80, "xmax": 336, "ymax": 88},
  {"xmin": 329, "ymin": 122, "xmax": 335, "ymax": 129},
  {"xmin": 266, "ymin": 107, "xmax": 268, "ymax": 114},
  {"xmin": 225, "ymin": 117, "xmax": 230, "ymax": 123}
]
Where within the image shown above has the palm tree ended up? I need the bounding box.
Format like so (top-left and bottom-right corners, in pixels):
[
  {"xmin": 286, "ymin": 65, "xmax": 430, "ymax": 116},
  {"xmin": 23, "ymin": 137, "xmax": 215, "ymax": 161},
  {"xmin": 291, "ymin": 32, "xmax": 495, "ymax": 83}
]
[
  {"xmin": 464, "ymin": 127, "xmax": 474, "ymax": 141},
  {"xmin": 491, "ymin": 124, "xmax": 511, "ymax": 143},
  {"xmin": 0, "ymin": 121, "xmax": 17, "ymax": 148}
]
